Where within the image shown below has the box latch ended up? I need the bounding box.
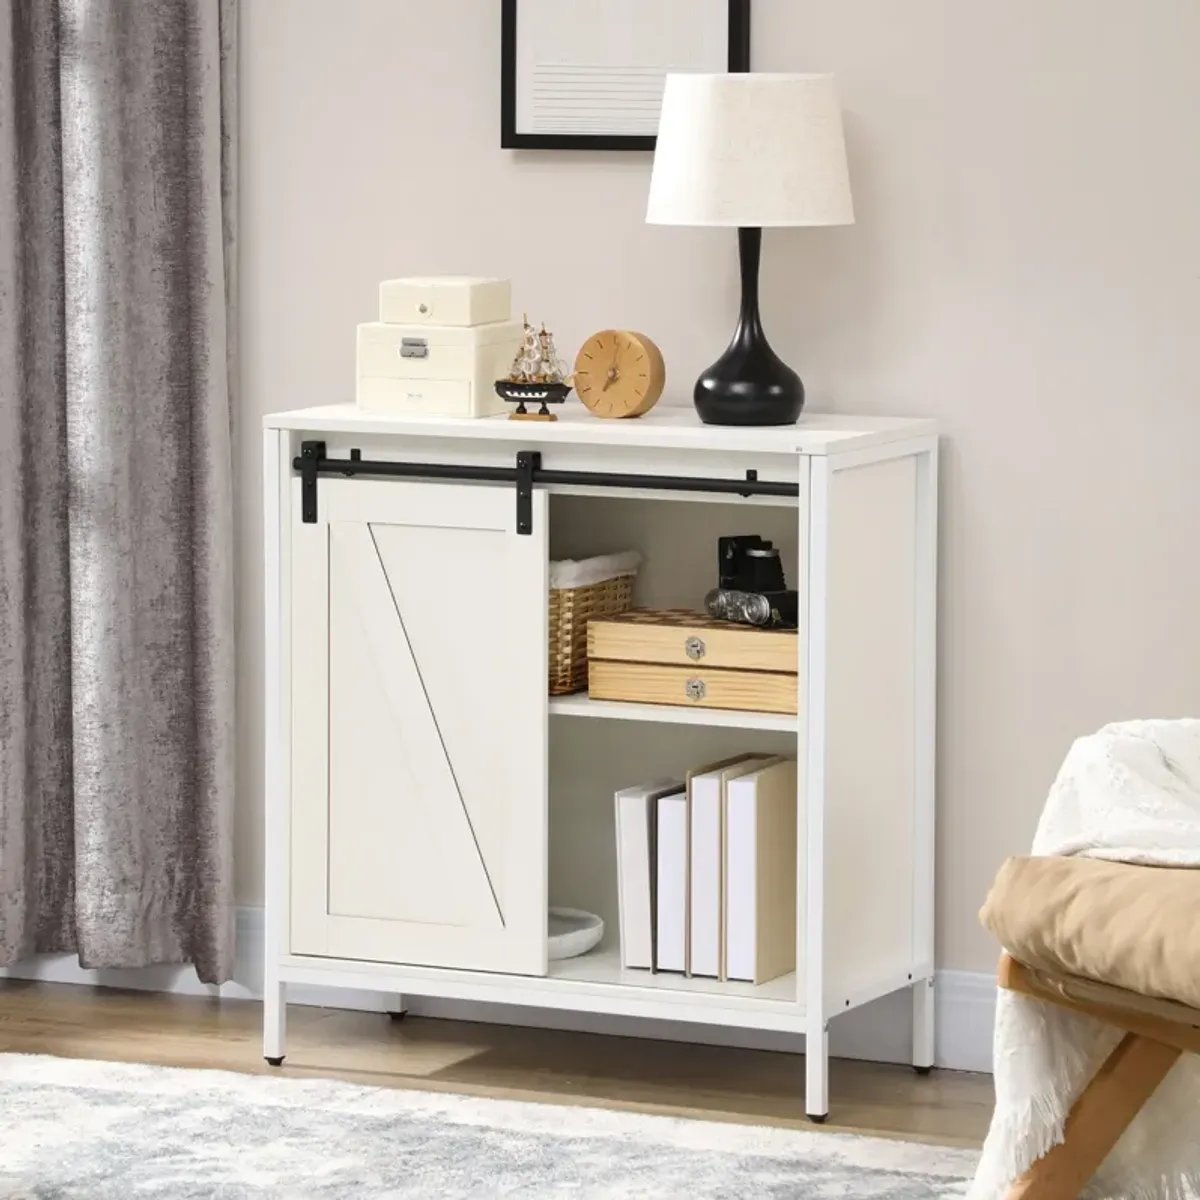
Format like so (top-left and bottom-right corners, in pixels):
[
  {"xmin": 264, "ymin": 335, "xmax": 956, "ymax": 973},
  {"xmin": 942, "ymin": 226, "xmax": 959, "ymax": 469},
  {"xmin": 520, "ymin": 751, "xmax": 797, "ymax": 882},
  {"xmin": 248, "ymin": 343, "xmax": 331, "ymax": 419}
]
[{"xmin": 399, "ymin": 338, "xmax": 428, "ymax": 359}]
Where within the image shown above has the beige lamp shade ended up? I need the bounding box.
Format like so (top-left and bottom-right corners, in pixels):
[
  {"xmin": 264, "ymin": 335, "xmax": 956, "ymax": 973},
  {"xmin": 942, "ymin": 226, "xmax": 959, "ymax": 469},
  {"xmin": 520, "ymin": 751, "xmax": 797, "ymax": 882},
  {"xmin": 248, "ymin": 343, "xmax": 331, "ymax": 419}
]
[{"xmin": 646, "ymin": 73, "xmax": 854, "ymax": 228}]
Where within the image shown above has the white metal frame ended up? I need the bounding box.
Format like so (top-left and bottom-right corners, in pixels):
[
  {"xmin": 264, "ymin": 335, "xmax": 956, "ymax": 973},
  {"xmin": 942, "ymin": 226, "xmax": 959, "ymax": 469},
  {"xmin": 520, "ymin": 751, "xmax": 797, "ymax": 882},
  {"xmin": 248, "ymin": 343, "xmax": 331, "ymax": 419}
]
[
  {"xmin": 260, "ymin": 415, "xmax": 938, "ymax": 1119},
  {"xmin": 911, "ymin": 438, "xmax": 940, "ymax": 1072},
  {"xmin": 802, "ymin": 453, "xmax": 831, "ymax": 1117},
  {"xmin": 262, "ymin": 429, "xmax": 288, "ymax": 1064}
]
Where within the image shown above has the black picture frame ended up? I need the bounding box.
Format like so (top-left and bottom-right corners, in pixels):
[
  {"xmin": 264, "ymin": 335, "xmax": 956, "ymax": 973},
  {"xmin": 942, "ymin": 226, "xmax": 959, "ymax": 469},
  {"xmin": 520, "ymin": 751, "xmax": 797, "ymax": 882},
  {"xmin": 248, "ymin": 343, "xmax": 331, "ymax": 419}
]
[{"xmin": 501, "ymin": 0, "xmax": 751, "ymax": 151}]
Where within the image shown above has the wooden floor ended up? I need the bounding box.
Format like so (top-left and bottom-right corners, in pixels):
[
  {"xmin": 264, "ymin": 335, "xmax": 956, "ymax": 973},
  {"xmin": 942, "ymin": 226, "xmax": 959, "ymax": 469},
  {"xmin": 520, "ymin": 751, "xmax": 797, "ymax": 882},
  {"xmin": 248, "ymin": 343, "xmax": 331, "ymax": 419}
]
[{"xmin": 0, "ymin": 981, "xmax": 992, "ymax": 1147}]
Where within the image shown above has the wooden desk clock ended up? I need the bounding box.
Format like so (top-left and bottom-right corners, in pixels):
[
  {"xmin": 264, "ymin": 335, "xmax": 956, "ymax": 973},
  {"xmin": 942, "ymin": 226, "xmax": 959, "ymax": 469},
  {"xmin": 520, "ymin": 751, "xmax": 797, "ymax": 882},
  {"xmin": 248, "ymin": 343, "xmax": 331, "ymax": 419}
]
[{"xmin": 573, "ymin": 330, "xmax": 666, "ymax": 419}]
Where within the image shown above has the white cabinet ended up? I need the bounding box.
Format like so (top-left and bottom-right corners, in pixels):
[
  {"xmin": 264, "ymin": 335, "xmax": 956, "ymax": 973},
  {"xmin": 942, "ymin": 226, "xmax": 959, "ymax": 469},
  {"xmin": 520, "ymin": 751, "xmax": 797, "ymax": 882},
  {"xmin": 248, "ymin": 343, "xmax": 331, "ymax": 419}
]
[{"xmin": 262, "ymin": 404, "xmax": 939, "ymax": 1123}]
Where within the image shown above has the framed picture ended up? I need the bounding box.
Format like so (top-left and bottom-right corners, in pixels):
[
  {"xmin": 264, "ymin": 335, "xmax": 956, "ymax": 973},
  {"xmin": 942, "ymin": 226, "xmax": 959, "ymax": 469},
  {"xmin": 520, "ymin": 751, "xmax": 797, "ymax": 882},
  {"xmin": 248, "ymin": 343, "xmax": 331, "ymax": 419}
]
[{"xmin": 501, "ymin": 0, "xmax": 751, "ymax": 151}]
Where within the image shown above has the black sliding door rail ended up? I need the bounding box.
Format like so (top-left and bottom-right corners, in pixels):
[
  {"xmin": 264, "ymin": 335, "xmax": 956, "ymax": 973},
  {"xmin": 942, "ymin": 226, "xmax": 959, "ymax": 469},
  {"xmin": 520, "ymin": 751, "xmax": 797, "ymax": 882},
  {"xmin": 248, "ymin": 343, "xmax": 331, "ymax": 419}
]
[{"xmin": 295, "ymin": 441, "xmax": 799, "ymax": 532}]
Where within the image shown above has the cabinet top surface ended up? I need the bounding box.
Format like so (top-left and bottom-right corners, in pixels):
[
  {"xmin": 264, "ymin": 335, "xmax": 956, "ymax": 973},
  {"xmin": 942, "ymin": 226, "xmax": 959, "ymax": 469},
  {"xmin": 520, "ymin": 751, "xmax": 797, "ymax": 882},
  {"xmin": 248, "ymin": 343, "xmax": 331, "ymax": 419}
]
[{"xmin": 263, "ymin": 402, "xmax": 936, "ymax": 456}]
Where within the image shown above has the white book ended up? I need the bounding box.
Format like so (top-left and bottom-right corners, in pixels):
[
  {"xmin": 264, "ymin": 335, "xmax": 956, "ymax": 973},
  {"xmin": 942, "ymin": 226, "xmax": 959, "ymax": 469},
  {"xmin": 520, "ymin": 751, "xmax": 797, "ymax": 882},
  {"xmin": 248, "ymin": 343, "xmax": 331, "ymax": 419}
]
[
  {"xmin": 614, "ymin": 780, "xmax": 681, "ymax": 970},
  {"xmin": 655, "ymin": 790, "xmax": 689, "ymax": 973},
  {"xmin": 688, "ymin": 756, "xmax": 775, "ymax": 979},
  {"xmin": 725, "ymin": 758, "xmax": 799, "ymax": 985}
]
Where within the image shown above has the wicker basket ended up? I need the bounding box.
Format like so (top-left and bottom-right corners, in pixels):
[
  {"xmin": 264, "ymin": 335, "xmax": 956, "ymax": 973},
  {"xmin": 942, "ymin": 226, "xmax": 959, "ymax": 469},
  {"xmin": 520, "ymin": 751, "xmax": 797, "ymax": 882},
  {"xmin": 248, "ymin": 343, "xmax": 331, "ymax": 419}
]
[{"xmin": 548, "ymin": 552, "xmax": 641, "ymax": 696}]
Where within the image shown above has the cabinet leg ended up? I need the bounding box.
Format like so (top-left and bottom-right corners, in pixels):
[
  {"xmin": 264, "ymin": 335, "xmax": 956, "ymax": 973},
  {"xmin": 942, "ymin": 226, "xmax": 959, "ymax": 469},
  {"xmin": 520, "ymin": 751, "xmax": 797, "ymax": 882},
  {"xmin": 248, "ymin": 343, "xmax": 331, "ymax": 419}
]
[
  {"xmin": 806, "ymin": 1021, "xmax": 830, "ymax": 1122},
  {"xmin": 913, "ymin": 976, "xmax": 935, "ymax": 1075},
  {"xmin": 263, "ymin": 979, "xmax": 287, "ymax": 1066},
  {"xmin": 386, "ymin": 993, "xmax": 408, "ymax": 1021}
]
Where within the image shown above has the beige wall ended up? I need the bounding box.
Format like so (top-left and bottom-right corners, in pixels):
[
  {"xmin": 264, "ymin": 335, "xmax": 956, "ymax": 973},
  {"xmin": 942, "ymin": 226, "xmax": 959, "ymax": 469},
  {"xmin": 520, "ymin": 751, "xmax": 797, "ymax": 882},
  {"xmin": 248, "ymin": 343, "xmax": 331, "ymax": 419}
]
[{"xmin": 238, "ymin": 0, "xmax": 1200, "ymax": 973}]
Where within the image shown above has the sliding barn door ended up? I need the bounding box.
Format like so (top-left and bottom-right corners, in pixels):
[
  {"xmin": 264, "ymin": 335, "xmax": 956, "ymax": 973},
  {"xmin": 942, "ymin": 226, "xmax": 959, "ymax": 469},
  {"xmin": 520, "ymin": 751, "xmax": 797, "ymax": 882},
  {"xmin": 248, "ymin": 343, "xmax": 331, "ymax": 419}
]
[{"xmin": 289, "ymin": 476, "xmax": 548, "ymax": 976}]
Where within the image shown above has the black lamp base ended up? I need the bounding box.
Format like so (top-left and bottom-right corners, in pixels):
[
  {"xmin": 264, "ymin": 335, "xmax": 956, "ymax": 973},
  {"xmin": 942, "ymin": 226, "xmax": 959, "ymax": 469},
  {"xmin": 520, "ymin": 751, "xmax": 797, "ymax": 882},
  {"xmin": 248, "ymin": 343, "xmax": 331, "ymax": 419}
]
[
  {"xmin": 694, "ymin": 227, "xmax": 805, "ymax": 427},
  {"xmin": 694, "ymin": 339, "xmax": 804, "ymax": 427}
]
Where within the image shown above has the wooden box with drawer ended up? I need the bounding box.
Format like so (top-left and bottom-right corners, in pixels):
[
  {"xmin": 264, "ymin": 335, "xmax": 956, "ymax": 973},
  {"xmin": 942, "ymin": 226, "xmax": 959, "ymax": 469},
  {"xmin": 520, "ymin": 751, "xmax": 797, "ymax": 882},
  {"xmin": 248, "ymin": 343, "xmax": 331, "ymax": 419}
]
[{"xmin": 586, "ymin": 609, "xmax": 799, "ymax": 715}]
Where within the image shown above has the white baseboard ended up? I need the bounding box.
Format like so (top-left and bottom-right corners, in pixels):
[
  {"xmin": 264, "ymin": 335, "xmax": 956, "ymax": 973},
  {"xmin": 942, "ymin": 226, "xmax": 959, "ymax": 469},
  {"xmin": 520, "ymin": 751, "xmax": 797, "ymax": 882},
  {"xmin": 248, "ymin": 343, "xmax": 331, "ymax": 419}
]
[
  {"xmin": 934, "ymin": 970, "xmax": 999, "ymax": 1074},
  {"xmin": 0, "ymin": 906, "xmax": 996, "ymax": 1074}
]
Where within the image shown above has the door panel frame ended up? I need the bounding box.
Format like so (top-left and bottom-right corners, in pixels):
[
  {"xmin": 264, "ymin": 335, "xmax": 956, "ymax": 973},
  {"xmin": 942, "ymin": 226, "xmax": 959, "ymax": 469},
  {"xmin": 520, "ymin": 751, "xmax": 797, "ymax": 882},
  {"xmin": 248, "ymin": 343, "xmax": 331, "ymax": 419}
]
[{"xmin": 288, "ymin": 474, "xmax": 549, "ymax": 976}]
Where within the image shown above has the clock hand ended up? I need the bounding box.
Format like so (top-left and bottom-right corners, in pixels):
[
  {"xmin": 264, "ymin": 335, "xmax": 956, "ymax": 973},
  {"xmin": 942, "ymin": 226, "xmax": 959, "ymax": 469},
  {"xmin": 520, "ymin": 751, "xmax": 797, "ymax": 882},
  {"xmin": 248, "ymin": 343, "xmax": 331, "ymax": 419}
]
[{"xmin": 603, "ymin": 342, "xmax": 622, "ymax": 390}]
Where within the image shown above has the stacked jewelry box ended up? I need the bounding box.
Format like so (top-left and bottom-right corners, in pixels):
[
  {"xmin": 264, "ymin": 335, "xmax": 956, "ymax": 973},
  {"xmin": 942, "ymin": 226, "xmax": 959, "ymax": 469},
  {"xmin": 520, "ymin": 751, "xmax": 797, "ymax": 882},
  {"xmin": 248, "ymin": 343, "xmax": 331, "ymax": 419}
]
[{"xmin": 356, "ymin": 276, "xmax": 520, "ymax": 418}]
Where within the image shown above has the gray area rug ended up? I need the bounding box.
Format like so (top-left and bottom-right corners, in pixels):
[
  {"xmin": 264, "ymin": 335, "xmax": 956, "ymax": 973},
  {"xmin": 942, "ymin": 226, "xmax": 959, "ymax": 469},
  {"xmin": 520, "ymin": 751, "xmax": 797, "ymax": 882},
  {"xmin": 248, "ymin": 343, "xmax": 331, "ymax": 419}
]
[{"xmin": 0, "ymin": 1053, "xmax": 976, "ymax": 1198}]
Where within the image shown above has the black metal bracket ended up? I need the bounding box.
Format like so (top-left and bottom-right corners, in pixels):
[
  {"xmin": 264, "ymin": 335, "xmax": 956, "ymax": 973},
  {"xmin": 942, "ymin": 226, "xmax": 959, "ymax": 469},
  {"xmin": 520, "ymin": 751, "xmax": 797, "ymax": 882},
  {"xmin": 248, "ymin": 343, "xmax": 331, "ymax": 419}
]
[
  {"xmin": 293, "ymin": 444, "xmax": 799, "ymax": 530},
  {"xmin": 299, "ymin": 440, "xmax": 326, "ymax": 524},
  {"xmin": 515, "ymin": 450, "xmax": 540, "ymax": 535}
]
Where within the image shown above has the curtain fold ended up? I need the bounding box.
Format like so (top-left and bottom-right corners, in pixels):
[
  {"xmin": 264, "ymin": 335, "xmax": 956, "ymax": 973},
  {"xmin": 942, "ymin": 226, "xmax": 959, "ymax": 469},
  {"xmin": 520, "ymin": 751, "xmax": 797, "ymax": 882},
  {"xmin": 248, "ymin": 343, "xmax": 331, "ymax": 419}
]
[{"xmin": 0, "ymin": 0, "xmax": 236, "ymax": 984}]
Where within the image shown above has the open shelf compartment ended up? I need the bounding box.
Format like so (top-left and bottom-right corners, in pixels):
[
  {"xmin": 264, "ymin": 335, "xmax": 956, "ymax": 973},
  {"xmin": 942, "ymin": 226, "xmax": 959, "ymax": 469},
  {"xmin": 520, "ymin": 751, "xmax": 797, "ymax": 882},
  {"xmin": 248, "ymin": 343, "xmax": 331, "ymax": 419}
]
[{"xmin": 547, "ymin": 713, "xmax": 800, "ymax": 1007}]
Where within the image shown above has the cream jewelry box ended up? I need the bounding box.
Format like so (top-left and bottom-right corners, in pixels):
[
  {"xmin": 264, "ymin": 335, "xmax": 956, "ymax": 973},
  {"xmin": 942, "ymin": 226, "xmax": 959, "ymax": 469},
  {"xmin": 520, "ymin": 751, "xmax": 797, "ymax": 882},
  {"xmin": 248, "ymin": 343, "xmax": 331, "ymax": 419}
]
[{"xmin": 356, "ymin": 319, "xmax": 522, "ymax": 418}]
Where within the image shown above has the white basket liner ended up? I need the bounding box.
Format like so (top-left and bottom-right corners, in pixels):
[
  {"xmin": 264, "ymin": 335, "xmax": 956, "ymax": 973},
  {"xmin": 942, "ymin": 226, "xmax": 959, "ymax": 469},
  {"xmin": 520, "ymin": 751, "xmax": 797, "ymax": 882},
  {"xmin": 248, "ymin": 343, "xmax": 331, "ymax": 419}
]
[{"xmin": 548, "ymin": 550, "xmax": 642, "ymax": 591}]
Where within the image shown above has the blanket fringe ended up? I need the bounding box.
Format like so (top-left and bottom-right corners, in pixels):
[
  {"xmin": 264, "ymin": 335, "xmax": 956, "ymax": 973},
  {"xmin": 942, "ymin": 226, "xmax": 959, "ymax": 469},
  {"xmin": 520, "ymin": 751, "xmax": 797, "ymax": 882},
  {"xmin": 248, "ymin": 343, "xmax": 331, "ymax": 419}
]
[
  {"xmin": 967, "ymin": 1093, "xmax": 1069, "ymax": 1200},
  {"xmin": 971, "ymin": 1101, "xmax": 1200, "ymax": 1200}
]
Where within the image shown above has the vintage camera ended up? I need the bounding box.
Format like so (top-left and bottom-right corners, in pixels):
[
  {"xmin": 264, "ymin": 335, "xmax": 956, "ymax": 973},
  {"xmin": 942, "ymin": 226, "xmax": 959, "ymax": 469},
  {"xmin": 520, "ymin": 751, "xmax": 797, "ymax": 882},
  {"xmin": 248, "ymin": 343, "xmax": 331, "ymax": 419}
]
[{"xmin": 705, "ymin": 535, "xmax": 798, "ymax": 629}]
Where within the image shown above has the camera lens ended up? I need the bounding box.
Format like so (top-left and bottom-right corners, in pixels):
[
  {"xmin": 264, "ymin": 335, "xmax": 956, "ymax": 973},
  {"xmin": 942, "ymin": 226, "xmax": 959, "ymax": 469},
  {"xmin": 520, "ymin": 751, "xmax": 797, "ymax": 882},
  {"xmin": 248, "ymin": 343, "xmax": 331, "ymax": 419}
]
[{"xmin": 705, "ymin": 588, "xmax": 772, "ymax": 627}]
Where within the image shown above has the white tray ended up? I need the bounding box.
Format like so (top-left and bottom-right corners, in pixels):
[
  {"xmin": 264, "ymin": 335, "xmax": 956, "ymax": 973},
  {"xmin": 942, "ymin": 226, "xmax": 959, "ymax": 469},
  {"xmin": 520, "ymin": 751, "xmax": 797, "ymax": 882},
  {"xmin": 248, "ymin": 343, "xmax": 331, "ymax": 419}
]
[{"xmin": 547, "ymin": 907, "xmax": 604, "ymax": 960}]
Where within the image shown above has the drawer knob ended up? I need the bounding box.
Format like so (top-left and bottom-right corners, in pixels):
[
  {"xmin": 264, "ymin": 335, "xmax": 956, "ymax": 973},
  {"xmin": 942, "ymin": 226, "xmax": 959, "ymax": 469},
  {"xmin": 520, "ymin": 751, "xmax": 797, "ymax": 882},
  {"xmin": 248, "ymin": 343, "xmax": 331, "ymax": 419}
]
[
  {"xmin": 685, "ymin": 636, "xmax": 706, "ymax": 661},
  {"xmin": 685, "ymin": 677, "xmax": 707, "ymax": 702},
  {"xmin": 418, "ymin": 302, "xmax": 430, "ymax": 314}
]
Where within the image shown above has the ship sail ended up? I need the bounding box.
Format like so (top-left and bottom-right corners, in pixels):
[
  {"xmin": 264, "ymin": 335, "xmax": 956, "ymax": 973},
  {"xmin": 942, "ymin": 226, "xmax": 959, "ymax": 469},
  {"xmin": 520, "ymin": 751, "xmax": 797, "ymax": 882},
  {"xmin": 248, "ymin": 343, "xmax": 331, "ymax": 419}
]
[{"xmin": 508, "ymin": 315, "xmax": 567, "ymax": 386}]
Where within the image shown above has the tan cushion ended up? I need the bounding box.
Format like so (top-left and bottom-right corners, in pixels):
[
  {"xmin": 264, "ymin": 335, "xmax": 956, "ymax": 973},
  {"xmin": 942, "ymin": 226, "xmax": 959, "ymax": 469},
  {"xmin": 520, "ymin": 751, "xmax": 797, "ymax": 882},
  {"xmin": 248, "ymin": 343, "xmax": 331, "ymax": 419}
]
[{"xmin": 981, "ymin": 856, "xmax": 1200, "ymax": 1011}]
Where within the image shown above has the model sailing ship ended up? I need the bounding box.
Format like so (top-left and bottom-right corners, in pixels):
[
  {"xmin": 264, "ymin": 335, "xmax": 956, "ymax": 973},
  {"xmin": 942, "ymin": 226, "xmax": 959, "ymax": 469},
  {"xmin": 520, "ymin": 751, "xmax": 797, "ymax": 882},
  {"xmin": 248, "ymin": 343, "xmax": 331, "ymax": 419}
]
[{"xmin": 494, "ymin": 316, "xmax": 573, "ymax": 421}]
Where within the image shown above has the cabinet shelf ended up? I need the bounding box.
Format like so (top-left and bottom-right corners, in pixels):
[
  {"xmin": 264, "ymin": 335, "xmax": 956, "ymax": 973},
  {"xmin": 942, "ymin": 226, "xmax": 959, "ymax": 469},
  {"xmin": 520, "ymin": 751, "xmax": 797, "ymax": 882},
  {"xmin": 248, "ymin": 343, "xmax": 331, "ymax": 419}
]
[
  {"xmin": 548, "ymin": 693, "xmax": 797, "ymax": 733},
  {"xmin": 550, "ymin": 945, "xmax": 796, "ymax": 1004},
  {"xmin": 279, "ymin": 947, "xmax": 801, "ymax": 1032}
]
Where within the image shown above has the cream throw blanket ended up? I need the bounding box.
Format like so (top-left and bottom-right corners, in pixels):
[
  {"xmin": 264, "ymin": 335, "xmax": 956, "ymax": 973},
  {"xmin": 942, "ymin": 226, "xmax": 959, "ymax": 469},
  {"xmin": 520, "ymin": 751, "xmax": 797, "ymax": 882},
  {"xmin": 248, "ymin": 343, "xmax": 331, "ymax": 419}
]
[{"xmin": 970, "ymin": 718, "xmax": 1200, "ymax": 1199}]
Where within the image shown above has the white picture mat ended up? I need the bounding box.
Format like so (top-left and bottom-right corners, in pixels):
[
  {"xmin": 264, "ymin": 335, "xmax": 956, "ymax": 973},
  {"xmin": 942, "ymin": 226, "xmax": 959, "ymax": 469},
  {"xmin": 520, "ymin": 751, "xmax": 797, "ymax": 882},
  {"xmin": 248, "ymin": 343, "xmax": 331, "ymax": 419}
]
[{"xmin": 514, "ymin": 0, "xmax": 729, "ymax": 137}]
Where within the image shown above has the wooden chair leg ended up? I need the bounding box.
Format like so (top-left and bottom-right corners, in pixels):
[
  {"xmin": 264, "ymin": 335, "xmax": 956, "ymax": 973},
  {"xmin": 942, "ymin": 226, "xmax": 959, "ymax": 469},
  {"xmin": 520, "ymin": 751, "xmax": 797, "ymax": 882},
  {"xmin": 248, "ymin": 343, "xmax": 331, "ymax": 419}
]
[{"xmin": 1004, "ymin": 1033, "xmax": 1181, "ymax": 1200}]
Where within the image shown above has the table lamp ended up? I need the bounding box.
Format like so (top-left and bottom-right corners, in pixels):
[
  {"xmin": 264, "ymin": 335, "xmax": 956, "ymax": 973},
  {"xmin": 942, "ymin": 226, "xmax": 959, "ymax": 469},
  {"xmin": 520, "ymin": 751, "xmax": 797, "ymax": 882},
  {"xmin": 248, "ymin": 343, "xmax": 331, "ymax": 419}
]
[{"xmin": 646, "ymin": 73, "xmax": 854, "ymax": 426}]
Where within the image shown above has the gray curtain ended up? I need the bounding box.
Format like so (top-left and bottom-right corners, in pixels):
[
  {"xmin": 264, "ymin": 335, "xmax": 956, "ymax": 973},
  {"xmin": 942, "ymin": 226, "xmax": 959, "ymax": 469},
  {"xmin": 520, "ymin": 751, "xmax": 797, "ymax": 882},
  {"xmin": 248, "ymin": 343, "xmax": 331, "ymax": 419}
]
[{"xmin": 0, "ymin": 0, "xmax": 236, "ymax": 983}]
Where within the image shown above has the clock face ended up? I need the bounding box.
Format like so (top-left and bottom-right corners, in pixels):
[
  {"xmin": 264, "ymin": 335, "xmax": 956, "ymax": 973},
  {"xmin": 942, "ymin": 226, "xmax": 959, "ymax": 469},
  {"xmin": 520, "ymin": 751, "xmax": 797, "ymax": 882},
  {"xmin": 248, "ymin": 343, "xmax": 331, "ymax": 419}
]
[{"xmin": 573, "ymin": 330, "xmax": 666, "ymax": 419}]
